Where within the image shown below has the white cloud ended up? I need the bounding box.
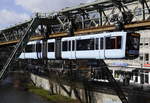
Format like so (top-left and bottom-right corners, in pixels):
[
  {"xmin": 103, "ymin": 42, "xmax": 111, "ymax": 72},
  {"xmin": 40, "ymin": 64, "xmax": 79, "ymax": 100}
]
[
  {"xmin": 0, "ymin": 9, "xmax": 30, "ymax": 29},
  {"xmin": 0, "ymin": 0, "xmax": 95, "ymax": 29},
  {"xmin": 15, "ymin": 0, "xmax": 95, "ymax": 13}
]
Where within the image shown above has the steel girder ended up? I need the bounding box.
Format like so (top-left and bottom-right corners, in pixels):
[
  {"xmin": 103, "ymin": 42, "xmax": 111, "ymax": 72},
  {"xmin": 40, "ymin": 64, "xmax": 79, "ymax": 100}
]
[{"xmin": 0, "ymin": 0, "xmax": 150, "ymax": 43}]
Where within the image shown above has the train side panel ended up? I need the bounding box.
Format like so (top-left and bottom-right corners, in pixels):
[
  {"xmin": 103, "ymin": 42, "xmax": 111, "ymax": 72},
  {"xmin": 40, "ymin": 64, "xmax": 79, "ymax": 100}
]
[
  {"xmin": 61, "ymin": 37, "xmax": 75, "ymax": 59},
  {"xmin": 75, "ymin": 34, "xmax": 100, "ymax": 59},
  {"xmin": 104, "ymin": 32, "xmax": 126, "ymax": 59},
  {"xmin": 47, "ymin": 39, "xmax": 55, "ymax": 59},
  {"xmin": 19, "ymin": 53, "xmax": 25, "ymax": 59},
  {"xmin": 61, "ymin": 32, "xmax": 127, "ymax": 59},
  {"xmin": 18, "ymin": 31, "xmax": 139, "ymax": 60}
]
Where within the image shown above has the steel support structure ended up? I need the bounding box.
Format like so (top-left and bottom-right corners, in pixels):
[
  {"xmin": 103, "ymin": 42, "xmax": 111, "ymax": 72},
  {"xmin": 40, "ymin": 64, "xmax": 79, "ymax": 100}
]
[
  {"xmin": 0, "ymin": 15, "xmax": 52, "ymax": 80},
  {"xmin": 0, "ymin": 0, "xmax": 149, "ymax": 44}
]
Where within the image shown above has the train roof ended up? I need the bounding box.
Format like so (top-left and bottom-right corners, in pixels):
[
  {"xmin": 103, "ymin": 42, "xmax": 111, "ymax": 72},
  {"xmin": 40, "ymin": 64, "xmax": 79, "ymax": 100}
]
[
  {"xmin": 48, "ymin": 39, "xmax": 55, "ymax": 42},
  {"xmin": 62, "ymin": 31, "xmax": 126, "ymax": 41},
  {"xmin": 27, "ymin": 40, "xmax": 42, "ymax": 45}
]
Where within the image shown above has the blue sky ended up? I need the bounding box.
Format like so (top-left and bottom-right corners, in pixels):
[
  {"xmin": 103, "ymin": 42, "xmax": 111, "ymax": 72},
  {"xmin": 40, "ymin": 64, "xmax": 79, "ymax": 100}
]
[{"xmin": 0, "ymin": 0, "xmax": 94, "ymax": 30}]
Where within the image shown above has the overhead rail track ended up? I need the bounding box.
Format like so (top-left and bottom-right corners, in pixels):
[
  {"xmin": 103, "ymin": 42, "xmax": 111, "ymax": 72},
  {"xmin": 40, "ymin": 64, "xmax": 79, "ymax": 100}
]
[
  {"xmin": 0, "ymin": 0, "xmax": 150, "ymax": 45},
  {"xmin": 0, "ymin": 19, "xmax": 150, "ymax": 46}
]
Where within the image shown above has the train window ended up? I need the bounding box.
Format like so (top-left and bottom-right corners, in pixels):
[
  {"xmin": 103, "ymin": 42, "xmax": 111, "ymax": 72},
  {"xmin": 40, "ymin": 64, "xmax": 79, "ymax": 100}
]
[
  {"xmin": 135, "ymin": 76, "xmax": 138, "ymax": 82},
  {"xmin": 127, "ymin": 34, "xmax": 140, "ymax": 50},
  {"xmin": 76, "ymin": 39, "xmax": 94, "ymax": 50},
  {"xmin": 25, "ymin": 44, "xmax": 35, "ymax": 52},
  {"xmin": 62, "ymin": 41, "xmax": 67, "ymax": 51},
  {"xmin": 105, "ymin": 36, "xmax": 121, "ymax": 49},
  {"xmin": 145, "ymin": 43, "xmax": 148, "ymax": 46},
  {"xmin": 139, "ymin": 54, "xmax": 143, "ymax": 60},
  {"xmin": 145, "ymin": 53, "xmax": 149, "ymax": 61},
  {"xmin": 95, "ymin": 38, "xmax": 99, "ymax": 50},
  {"xmin": 145, "ymin": 74, "xmax": 149, "ymax": 83},
  {"xmin": 100, "ymin": 38, "xmax": 103, "ymax": 49},
  {"xmin": 36, "ymin": 43, "xmax": 41, "ymax": 52},
  {"xmin": 68, "ymin": 41, "xmax": 71, "ymax": 51},
  {"xmin": 140, "ymin": 74, "xmax": 144, "ymax": 84},
  {"xmin": 72, "ymin": 40, "xmax": 75, "ymax": 51},
  {"xmin": 48, "ymin": 43, "xmax": 54, "ymax": 52}
]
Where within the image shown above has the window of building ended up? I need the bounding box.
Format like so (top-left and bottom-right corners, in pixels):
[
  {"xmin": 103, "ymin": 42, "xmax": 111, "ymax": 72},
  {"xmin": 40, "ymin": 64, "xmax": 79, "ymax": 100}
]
[
  {"xmin": 48, "ymin": 43, "xmax": 54, "ymax": 52},
  {"xmin": 114, "ymin": 71, "xmax": 120, "ymax": 78},
  {"xmin": 133, "ymin": 71, "xmax": 138, "ymax": 83},
  {"xmin": 134, "ymin": 8, "xmax": 142, "ymax": 16},
  {"xmin": 144, "ymin": 43, "xmax": 149, "ymax": 46},
  {"xmin": 105, "ymin": 36, "xmax": 121, "ymax": 49},
  {"xmin": 145, "ymin": 53, "xmax": 149, "ymax": 61},
  {"xmin": 140, "ymin": 74, "xmax": 144, "ymax": 84},
  {"xmin": 135, "ymin": 76, "xmax": 138, "ymax": 82},
  {"xmin": 76, "ymin": 39, "xmax": 94, "ymax": 51},
  {"xmin": 139, "ymin": 54, "xmax": 143, "ymax": 61},
  {"xmin": 145, "ymin": 74, "xmax": 149, "ymax": 83},
  {"xmin": 140, "ymin": 43, "xmax": 143, "ymax": 45}
]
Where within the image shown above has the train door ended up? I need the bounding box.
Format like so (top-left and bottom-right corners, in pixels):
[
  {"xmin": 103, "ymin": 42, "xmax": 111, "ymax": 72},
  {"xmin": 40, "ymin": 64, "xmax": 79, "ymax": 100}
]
[
  {"xmin": 68, "ymin": 40, "xmax": 72, "ymax": 59},
  {"xmin": 62, "ymin": 40, "xmax": 72, "ymax": 59},
  {"xmin": 42, "ymin": 40, "xmax": 47, "ymax": 59},
  {"xmin": 94, "ymin": 38, "xmax": 99, "ymax": 59},
  {"xmin": 99, "ymin": 37, "xmax": 105, "ymax": 59},
  {"xmin": 55, "ymin": 39, "xmax": 61, "ymax": 59},
  {"xmin": 71, "ymin": 40, "xmax": 76, "ymax": 59},
  {"xmin": 36, "ymin": 41, "xmax": 42, "ymax": 59}
]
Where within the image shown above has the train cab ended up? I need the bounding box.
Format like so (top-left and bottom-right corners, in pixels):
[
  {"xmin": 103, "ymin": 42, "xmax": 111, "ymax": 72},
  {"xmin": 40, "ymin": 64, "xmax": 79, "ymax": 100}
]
[
  {"xmin": 125, "ymin": 33, "xmax": 140, "ymax": 59},
  {"xmin": 19, "ymin": 40, "xmax": 43, "ymax": 59},
  {"xmin": 25, "ymin": 41, "xmax": 39, "ymax": 59}
]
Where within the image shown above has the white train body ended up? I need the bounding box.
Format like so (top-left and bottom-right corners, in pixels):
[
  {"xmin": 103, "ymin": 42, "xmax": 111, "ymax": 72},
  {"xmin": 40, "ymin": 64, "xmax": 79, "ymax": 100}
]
[
  {"xmin": 61, "ymin": 32, "xmax": 126, "ymax": 59},
  {"xmin": 19, "ymin": 31, "xmax": 140, "ymax": 60}
]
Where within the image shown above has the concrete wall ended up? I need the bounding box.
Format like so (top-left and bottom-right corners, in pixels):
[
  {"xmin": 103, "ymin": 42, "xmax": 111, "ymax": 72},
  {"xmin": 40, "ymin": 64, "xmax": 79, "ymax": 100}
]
[{"xmin": 31, "ymin": 73, "xmax": 121, "ymax": 103}]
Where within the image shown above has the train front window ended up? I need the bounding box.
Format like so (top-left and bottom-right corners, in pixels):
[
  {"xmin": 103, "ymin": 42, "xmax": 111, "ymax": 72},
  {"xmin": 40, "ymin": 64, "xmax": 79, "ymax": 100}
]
[
  {"xmin": 127, "ymin": 35, "xmax": 140, "ymax": 50},
  {"xmin": 105, "ymin": 36, "xmax": 121, "ymax": 49},
  {"xmin": 25, "ymin": 44, "xmax": 35, "ymax": 52}
]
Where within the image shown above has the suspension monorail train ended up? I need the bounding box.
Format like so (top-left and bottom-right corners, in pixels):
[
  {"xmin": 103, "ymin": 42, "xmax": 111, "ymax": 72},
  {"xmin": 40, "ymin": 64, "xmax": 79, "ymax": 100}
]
[{"xmin": 19, "ymin": 31, "xmax": 140, "ymax": 60}]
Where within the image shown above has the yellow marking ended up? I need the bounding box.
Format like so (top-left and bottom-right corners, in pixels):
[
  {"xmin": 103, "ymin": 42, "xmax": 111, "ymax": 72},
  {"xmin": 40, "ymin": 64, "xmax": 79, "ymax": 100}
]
[{"xmin": 131, "ymin": 33, "xmax": 140, "ymax": 36}]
